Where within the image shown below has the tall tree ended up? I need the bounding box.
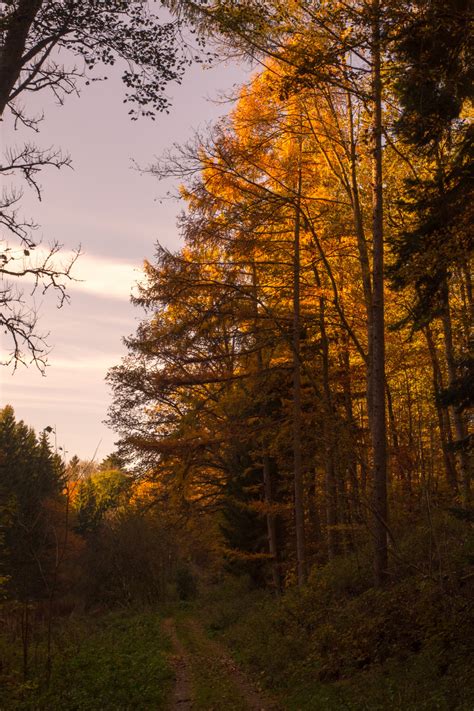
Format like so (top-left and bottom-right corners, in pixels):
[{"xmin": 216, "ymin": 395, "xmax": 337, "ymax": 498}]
[
  {"xmin": 107, "ymin": 8, "xmax": 470, "ymax": 590},
  {"xmin": 0, "ymin": 405, "xmax": 64, "ymax": 602},
  {"xmin": 389, "ymin": 0, "xmax": 473, "ymax": 506}
]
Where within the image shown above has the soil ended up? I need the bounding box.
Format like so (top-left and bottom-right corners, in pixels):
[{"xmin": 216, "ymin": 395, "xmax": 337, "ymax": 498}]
[{"xmin": 163, "ymin": 617, "xmax": 193, "ymax": 710}]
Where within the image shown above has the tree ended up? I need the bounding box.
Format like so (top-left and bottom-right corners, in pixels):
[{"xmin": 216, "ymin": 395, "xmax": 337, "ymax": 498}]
[
  {"xmin": 0, "ymin": 405, "xmax": 65, "ymax": 603},
  {"xmin": 393, "ymin": 0, "xmax": 473, "ymax": 149},
  {"xmin": 109, "ymin": 70, "xmax": 367, "ymax": 584},
  {"xmin": 389, "ymin": 0, "xmax": 473, "ymax": 506},
  {"xmin": 107, "ymin": 4, "xmax": 470, "ymax": 594},
  {"xmin": 73, "ymin": 467, "xmax": 129, "ymax": 535},
  {"xmin": 0, "ymin": 0, "xmax": 198, "ymax": 121},
  {"xmin": 1, "ymin": 0, "xmax": 204, "ymax": 369}
]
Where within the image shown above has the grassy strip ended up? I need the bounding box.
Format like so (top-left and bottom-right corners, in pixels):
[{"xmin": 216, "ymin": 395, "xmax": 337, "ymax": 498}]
[
  {"xmin": 0, "ymin": 609, "xmax": 173, "ymax": 710},
  {"xmin": 174, "ymin": 608, "xmax": 249, "ymax": 710}
]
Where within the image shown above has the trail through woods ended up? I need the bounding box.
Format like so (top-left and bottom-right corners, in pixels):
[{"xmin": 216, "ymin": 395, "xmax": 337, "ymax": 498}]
[
  {"xmin": 164, "ymin": 618, "xmax": 193, "ymax": 709},
  {"xmin": 164, "ymin": 616, "xmax": 280, "ymax": 710}
]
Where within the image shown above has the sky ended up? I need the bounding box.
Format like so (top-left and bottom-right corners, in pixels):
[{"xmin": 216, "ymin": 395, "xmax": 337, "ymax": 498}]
[{"xmin": 1, "ymin": 44, "xmax": 250, "ymax": 461}]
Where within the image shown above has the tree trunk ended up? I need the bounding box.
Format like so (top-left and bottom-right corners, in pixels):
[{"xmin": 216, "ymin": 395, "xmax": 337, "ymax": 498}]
[
  {"xmin": 424, "ymin": 325, "xmax": 458, "ymax": 492},
  {"xmin": 385, "ymin": 379, "xmax": 410, "ymax": 491},
  {"xmin": 322, "ymin": 327, "xmax": 338, "ymax": 558},
  {"xmin": 250, "ymin": 261, "xmax": 281, "ymax": 591},
  {"xmin": 371, "ymin": 0, "xmax": 388, "ymax": 587},
  {"xmin": 308, "ymin": 469, "xmax": 323, "ymax": 544},
  {"xmin": 347, "ymin": 88, "xmax": 374, "ymax": 432},
  {"xmin": 314, "ymin": 266, "xmax": 338, "ymax": 559},
  {"xmin": 263, "ymin": 453, "xmax": 281, "ymax": 592},
  {"xmin": 0, "ymin": 0, "xmax": 43, "ymax": 116},
  {"xmin": 21, "ymin": 600, "xmax": 30, "ymax": 681},
  {"xmin": 340, "ymin": 336, "xmax": 362, "ymax": 523},
  {"xmin": 293, "ymin": 145, "xmax": 306, "ymax": 586},
  {"xmin": 441, "ymin": 280, "xmax": 471, "ymax": 506}
]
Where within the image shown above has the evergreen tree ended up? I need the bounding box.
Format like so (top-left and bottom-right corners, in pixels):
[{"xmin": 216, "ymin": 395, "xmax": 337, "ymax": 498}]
[
  {"xmin": 389, "ymin": 0, "xmax": 473, "ymax": 504},
  {"xmin": 0, "ymin": 405, "xmax": 64, "ymax": 601}
]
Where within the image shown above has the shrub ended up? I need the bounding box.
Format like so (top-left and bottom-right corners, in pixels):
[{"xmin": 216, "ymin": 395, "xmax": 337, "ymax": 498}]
[{"xmin": 176, "ymin": 566, "xmax": 198, "ymax": 601}]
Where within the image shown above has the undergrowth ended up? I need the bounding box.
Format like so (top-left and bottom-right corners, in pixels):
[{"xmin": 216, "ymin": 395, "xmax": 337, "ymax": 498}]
[
  {"xmin": 0, "ymin": 609, "xmax": 173, "ymax": 710},
  {"xmin": 199, "ymin": 511, "xmax": 474, "ymax": 710}
]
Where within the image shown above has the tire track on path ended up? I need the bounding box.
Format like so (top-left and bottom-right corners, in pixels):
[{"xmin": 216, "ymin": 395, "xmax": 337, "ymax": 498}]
[
  {"xmin": 164, "ymin": 614, "xmax": 280, "ymax": 711},
  {"xmin": 185, "ymin": 617, "xmax": 280, "ymax": 711},
  {"xmin": 163, "ymin": 617, "xmax": 193, "ymax": 710}
]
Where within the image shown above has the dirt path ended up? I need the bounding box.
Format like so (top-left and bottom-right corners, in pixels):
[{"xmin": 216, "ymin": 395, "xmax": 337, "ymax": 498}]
[
  {"xmin": 163, "ymin": 615, "xmax": 280, "ymax": 711},
  {"xmin": 163, "ymin": 618, "xmax": 193, "ymax": 710}
]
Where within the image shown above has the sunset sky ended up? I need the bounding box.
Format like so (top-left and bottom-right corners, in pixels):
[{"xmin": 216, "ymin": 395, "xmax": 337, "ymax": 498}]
[{"xmin": 1, "ymin": 57, "xmax": 249, "ymax": 461}]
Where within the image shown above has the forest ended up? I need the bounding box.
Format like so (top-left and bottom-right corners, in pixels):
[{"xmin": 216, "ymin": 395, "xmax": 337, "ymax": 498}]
[{"xmin": 1, "ymin": 0, "xmax": 473, "ymax": 709}]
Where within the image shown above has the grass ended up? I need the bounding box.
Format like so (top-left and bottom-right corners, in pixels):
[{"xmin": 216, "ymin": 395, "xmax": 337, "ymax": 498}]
[
  {"xmin": 173, "ymin": 607, "xmax": 249, "ymax": 710},
  {"xmin": 0, "ymin": 609, "xmax": 173, "ymax": 710}
]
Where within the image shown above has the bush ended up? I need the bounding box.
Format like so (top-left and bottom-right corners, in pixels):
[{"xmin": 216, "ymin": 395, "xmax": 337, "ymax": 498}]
[
  {"xmin": 176, "ymin": 566, "xmax": 198, "ymax": 601},
  {"xmin": 198, "ymin": 521, "xmax": 474, "ymax": 710}
]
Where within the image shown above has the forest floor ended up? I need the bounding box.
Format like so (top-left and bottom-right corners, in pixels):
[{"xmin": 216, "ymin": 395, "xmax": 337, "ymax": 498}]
[
  {"xmin": 0, "ymin": 606, "xmax": 280, "ymax": 710},
  {"xmin": 0, "ymin": 608, "xmax": 174, "ymax": 710},
  {"xmin": 2, "ymin": 544, "xmax": 473, "ymax": 711},
  {"xmin": 164, "ymin": 613, "xmax": 280, "ymax": 710}
]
